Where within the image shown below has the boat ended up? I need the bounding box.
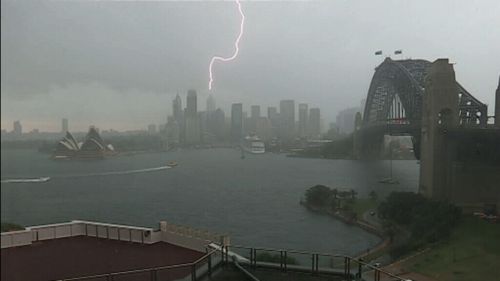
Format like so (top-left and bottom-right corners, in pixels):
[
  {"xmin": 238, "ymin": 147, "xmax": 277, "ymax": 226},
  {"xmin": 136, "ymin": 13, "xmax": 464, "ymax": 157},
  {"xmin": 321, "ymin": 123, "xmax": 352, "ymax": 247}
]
[
  {"xmin": 1, "ymin": 177, "xmax": 51, "ymax": 183},
  {"xmin": 242, "ymin": 136, "xmax": 265, "ymax": 154},
  {"xmin": 167, "ymin": 161, "xmax": 178, "ymax": 167},
  {"xmin": 378, "ymin": 177, "xmax": 399, "ymax": 184}
]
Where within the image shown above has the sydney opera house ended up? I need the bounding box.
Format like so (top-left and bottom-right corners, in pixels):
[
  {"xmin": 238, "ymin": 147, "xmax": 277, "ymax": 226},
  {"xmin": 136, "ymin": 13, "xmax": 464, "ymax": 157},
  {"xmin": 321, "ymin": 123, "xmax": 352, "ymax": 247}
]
[{"xmin": 54, "ymin": 127, "xmax": 115, "ymax": 159}]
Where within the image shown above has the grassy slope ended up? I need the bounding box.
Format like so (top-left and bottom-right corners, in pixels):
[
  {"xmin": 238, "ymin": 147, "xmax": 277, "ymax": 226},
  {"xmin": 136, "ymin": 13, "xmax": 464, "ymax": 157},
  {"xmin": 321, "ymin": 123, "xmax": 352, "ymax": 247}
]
[
  {"xmin": 404, "ymin": 216, "xmax": 500, "ymax": 280},
  {"xmin": 350, "ymin": 198, "xmax": 378, "ymax": 217}
]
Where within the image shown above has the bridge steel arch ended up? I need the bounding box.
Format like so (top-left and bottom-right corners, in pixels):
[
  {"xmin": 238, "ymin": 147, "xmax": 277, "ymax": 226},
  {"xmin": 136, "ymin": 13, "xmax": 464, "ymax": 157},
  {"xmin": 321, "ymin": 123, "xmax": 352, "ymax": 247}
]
[{"xmin": 363, "ymin": 58, "xmax": 487, "ymax": 127}]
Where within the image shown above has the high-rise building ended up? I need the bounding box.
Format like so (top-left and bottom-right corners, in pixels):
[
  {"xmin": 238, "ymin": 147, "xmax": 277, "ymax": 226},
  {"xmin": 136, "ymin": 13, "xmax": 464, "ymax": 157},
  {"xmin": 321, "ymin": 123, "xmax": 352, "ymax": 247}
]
[
  {"xmin": 213, "ymin": 108, "xmax": 226, "ymax": 141},
  {"xmin": 186, "ymin": 90, "xmax": 197, "ymax": 118},
  {"xmin": 13, "ymin": 120, "xmax": 22, "ymax": 136},
  {"xmin": 267, "ymin": 107, "xmax": 278, "ymax": 120},
  {"xmin": 298, "ymin": 103, "xmax": 308, "ymax": 138},
  {"xmin": 251, "ymin": 105, "xmax": 261, "ymax": 119},
  {"xmin": 336, "ymin": 107, "xmax": 359, "ymax": 135},
  {"xmin": 231, "ymin": 103, "xmax": 243, "ymax": 142},
  {"xmin": 207, "ymin": 95, "xmax": 216, "ymax": 113},
  {"xmin": 173, "ymin": 94, "xmax": 183, "ymax": 122},
  {"xmin": 308, "ymin": 108, "xmax": 321, "ymax": 139},
  {"xmin": 185, "ymin": 90, "xmax": 200, "ymax": 144},
  {"xmin": 267, "ymin": 106, "xmax": 279, "ymax": 133},
  {"xmin": 279, "ymin": 100, "xmax": 295, "ymax": 140},
  {"xmin": 248, "ymin": 105, "xmax": 261, "ymax": 134},
  {"xmin": 62, "ymin": 118, "xmax": 69, "ymax": 133}
]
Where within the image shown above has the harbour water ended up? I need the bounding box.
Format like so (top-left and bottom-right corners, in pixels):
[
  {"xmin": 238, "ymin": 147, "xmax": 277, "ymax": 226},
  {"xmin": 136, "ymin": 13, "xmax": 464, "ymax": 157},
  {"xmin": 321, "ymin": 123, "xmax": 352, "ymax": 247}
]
[{"xmin": 1, "ymin": 148, "xmax": 419, "ymax": 255}]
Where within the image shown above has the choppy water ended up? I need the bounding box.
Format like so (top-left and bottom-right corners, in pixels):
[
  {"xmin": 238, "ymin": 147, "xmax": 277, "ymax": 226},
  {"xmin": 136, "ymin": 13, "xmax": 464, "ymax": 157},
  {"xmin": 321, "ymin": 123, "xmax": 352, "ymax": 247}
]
[{"xmin": 1, "ymin": 148, "xmax": 418, "ymax": 255}]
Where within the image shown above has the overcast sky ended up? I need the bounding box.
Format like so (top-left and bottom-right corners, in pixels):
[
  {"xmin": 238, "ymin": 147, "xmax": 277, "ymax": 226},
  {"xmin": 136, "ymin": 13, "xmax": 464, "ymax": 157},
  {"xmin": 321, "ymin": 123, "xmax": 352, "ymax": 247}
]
[{"xmin": 2, "ymin": 0, "xmax": 499, "ymax": 132}]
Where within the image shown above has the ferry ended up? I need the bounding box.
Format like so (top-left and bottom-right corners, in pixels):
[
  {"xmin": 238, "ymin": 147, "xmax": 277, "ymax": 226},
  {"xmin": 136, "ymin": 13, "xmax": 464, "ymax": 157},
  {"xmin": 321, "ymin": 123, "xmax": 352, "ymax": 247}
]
[
  {"xmin": 167, "ymin": 161, "xmax": 178, "ymax": 167},
  {"xmin": 242, "ymin": 136, "xmax": 265, "ymax": 154}
]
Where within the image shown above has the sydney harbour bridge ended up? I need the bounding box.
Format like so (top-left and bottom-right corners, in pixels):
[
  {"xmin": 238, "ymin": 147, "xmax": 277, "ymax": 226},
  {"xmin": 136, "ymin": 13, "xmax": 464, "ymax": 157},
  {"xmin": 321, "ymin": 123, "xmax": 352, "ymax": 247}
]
[{"xmin": 354, "ymin": 57, "xmax": 500, "ymax": 211}]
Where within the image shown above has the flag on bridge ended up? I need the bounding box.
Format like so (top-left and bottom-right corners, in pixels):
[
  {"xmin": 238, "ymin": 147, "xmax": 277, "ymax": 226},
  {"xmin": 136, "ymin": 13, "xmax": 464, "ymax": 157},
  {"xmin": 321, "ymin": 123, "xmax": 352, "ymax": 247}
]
[
  {"xmin": 394, "ymin": 50, "xmax": 403, "ymax": 55},
  {"xmin": 375, "ymin": 50, "xmax": 383, "ymax": 55}
]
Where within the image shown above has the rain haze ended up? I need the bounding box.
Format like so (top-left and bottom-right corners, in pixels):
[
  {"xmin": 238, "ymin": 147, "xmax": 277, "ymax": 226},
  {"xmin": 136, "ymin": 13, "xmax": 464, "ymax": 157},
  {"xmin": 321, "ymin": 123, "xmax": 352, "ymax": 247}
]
[{"xmin": 2, "ymin": 0, "xmax": 500, "ymax": 132}]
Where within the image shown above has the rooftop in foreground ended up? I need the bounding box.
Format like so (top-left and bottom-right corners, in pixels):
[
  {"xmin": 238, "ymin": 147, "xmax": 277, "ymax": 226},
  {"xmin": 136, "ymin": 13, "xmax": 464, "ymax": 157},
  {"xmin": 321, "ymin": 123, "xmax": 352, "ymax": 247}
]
[{"xmin": 1, "ymin": 235, "xmax": 204, "ymax": 281}]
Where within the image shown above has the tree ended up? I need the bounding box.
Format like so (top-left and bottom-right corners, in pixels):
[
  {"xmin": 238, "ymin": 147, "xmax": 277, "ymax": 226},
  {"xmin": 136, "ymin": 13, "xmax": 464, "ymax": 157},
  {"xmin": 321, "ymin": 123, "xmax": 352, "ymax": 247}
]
[
  {"xmin": 369, "ymin": 190, "xmax": 378, "ymax": 201},
  {"xmin": 305, "ymin": 185, "xmax": 333, "ymax": 207}
]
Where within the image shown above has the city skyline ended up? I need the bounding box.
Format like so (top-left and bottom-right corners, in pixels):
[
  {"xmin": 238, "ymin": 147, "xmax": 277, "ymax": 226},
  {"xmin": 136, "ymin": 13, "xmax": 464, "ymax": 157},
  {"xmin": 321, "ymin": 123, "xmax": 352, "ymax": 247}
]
[{"xmin": 2, "ymin": 1, "xmax": 500, "ymax": 132}]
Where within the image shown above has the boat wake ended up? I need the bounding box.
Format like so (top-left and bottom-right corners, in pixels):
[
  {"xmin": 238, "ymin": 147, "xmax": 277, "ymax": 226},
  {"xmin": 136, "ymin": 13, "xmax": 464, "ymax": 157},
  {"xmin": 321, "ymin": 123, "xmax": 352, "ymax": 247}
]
[
  {"xmin": 1, "ymin": 166, "xmax": 171, "ymax": 183},
  {"xmin": 1, "ymin": 177, "xmax": 51, "ymax": 184},
  {"xmin": 71, "ymin": 166, "xmax": 171, "ymax": 177}
]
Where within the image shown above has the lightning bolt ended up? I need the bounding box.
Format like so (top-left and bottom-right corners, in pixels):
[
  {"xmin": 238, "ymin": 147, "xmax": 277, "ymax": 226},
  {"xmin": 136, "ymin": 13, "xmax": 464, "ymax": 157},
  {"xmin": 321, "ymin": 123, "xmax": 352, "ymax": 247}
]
[{"xmin": 208, "ymin": 0, "xmax": 245, "ymax": 91}]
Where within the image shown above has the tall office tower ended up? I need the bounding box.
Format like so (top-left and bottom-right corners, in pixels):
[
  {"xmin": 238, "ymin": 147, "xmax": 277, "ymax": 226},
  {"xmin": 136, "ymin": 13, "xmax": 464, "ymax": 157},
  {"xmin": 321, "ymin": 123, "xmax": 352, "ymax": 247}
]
[
  {"xmin": 173, "ymin": 94, "xmax": 183, "ymax": 122},
  {"xmin": 207, "ymin": 95, "xmax": 216, "ymax": 113},
  {"xmin": 186, "ymin": 90, "xmax": 197, "ymax": 118},
  {"xmin": 298, "ymin": 103, "xmax": 308, "ymax": 138},
  {"xmin": 279, "ymin": 100, "xmax": 295, "ymax": 140},
  {"xmin": 62, "ymin": 118, "xmax": 69, "ymax": 133},
  {"xmin": 231, "ymin": 103, "xmax": 243, "ymax": 142},
  {"xmin": 336, "ymin": 107, "xmax": 359, "ymax": 135},
  {"xmin": 267, "ymin": 107, "xmax": 277, "ymax": 120},
  {"xmin": 13, "ymin": 120, "xmax": 22, "ymax": 136},
  {"xmin": 251, "ymin": 105, "xmax": 261, "ymax": 119},
  {"xmin": 185, "ymin": 89, "xmax": 200, "ymax": 144},
  {"xmin": 308, "ymin": 108, "xmax": 321, "ymax": 139},
  {"xmin": 249, "ymin": 105, "xmax": 261, "ymax": 134},
  {"xmin": 267, "ymin": 106, "xmax": 279, "ymax": 128}
]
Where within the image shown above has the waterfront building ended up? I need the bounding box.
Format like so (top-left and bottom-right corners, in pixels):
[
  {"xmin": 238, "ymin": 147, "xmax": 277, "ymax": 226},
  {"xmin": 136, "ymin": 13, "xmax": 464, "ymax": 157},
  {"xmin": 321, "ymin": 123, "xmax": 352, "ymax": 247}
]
[
  {"xmin": 62, "ymin": 118, "xmax": 69, "ymax": 133},
  {"xmin": 279, "ymin": 100, "xmax": 295, "ymax": 140},
  {"xmin": 298, "ymin": 103, "xmax": 308, "ymax": 138},
  {"xmin": 231, "ymin": 103, "xmax": 243, "ymax": 142},
  {"xmin": 308, "ymin": 108, "xmax": 321, "ymax": 139},
  {"xmin": 54, "ymin": 127, "xmax": 114, "ymax": 159}
]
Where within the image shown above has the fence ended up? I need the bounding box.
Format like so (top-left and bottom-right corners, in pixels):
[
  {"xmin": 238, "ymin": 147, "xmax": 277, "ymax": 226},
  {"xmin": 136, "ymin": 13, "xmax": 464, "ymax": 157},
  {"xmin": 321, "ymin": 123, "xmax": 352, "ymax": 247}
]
[{"xmin": 225, "ymin": 245, "xmax": 410, "ymax": 281}]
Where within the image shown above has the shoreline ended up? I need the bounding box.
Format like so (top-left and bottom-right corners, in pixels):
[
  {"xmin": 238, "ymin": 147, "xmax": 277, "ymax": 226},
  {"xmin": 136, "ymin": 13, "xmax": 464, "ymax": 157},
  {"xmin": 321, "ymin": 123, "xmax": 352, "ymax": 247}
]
[{"xmin": 300, "ymin": 201, "xmax": 390, "ymax": 259}]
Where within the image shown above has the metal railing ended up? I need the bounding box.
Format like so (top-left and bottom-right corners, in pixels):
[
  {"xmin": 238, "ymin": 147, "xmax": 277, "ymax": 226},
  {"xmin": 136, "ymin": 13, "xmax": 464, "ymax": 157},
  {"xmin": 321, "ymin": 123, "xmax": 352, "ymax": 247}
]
[
  {"xmin": 223, "ymin": 245, "xmax": 410, "ymax": 281},
  {"xmin": 55, "ymin": 248, "xmax": 222, "ymax": 281}
]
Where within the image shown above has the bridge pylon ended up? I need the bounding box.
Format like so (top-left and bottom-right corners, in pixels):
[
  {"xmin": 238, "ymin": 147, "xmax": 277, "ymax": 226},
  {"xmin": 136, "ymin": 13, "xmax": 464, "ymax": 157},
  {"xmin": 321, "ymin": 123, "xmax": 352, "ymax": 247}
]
[{"xmin": 419, "ymin": 58, "xmax": 459, "ymax": 200}]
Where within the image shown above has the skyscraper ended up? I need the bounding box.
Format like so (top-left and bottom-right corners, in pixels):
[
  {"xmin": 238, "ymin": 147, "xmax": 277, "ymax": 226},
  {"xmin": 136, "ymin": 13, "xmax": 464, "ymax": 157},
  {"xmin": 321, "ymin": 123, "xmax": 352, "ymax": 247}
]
[
  {"xmin": 309, "ymin": 108, "xmax": 321, "ymax": 139},
  {"xmin": 62, "ymin": 118, "xmax": 69, "ymax": 133},
  {"xmin": 186, "ymin": 90, "xmax": 197, "ymax": 118},
  {"xmin": 207, "ymin": 95, "xmax": 216, "ymax": 113},
  {"xmin": 279, "ymin": 100, "xmax": 295, "ymax": 140},
  {"xmin": 251, "ymin": 105, "xmax": 261, "ymax": 119},
  {"xmin": 298, "ymin": 103, "xmax": 308, "ymax": 138},
  {"xmin": 231, "ymin": 103, "xmax": 243, "ymax": 142},
  {"xmin": 267, "ymin": 107, "xmax": 279, "ymax": 132},
  {"xmin": 13, "ymin": 120, "xmax": 22, "ymax": 136},
  {"xmin": 173, "ymin": 94, "xmax": 183, "ymax": 122},
  {"xmin": 185, "ymin": 90, "xmax": 200, "ymax": 144}
]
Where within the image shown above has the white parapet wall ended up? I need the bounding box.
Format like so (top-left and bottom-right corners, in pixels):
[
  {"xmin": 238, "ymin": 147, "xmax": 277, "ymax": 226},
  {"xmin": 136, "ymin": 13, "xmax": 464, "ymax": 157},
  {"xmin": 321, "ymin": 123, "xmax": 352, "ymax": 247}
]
[{"xmin": 1, "ymin": 220, "xmax": 227, "ymax": 252}]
